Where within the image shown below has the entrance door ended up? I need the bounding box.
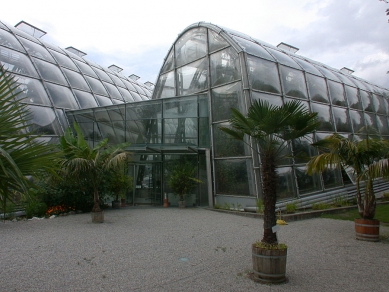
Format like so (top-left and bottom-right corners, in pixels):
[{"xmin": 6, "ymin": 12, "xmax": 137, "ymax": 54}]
[{"xmin": 132, "ymin": 163, "xmax": 162, "ymax": 205}]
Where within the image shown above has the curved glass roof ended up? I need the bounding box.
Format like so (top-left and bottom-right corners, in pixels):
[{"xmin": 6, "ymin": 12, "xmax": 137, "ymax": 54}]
[{"xmin": 0, "ymin": 20, "xmax": 153, "ymax": 142}]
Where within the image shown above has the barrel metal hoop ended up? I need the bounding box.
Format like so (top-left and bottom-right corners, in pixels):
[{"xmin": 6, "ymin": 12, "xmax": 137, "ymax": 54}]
[
  {"xmin": 252, "ymin": 270, "xmax": 285, "ymax": 278},
  {"xmin": 252, "ymin": 253, "xmax": 287, "ymax": 259},
  {"xmin": 355, "ymin": 223, "xmax": 380, "ymax": 227},
  {"xmin": 356, "ymin": 233, "xmax": 379, "ymax": 238}
]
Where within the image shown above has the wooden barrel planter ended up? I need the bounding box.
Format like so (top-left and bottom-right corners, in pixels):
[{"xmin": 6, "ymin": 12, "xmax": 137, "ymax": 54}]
[
  {"xmin": 91, "ymin": 211, "xmax": 104, "ymax": 223},
  {"xmin": 251, "ymin": 244, "xmax": 287, "ymax": 284},
  {"xmin": 355, "ymin": 218, "xmax": 380, "ymax": 242}
]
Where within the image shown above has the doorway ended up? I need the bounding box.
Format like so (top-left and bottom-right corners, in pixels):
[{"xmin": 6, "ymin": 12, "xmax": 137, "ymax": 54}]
[{"xmin": 131, "ymin": 163, "xmax": 162, "ymax": 205}]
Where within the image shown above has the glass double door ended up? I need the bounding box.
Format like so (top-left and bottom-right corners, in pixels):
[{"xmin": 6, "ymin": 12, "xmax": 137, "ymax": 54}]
[{"xmin": 132, "ymin": 163, "xmax": 162, "ymax": 205}]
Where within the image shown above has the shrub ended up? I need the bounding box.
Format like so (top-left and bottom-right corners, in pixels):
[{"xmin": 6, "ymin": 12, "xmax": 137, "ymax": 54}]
[
  {"xmin": 285, "ymin": 202, "xmax": 297, "ymax": 213},
  {"xmin": 382, "ymin": 193, "xmax": 389, "ymax": 201},
  {"xmin": 256, "ymin": 199, "xmax": 264, "ymax": 214},
  {"xmin": 332, "ymin": 194, "xmax": 350, "ymax": 207},
  {"xmin": 25, "ymin": 200, "xmax": 47, "ymax": 218},
  {"xmin": 312, "ymin": 202, "xmax": 331, "ymax": 210}
]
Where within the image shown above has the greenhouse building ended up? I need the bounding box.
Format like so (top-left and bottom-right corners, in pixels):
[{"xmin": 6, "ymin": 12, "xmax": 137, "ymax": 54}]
[{"xmin": 1, "ymin": 20, "xmax": 389, "ymax": 208}]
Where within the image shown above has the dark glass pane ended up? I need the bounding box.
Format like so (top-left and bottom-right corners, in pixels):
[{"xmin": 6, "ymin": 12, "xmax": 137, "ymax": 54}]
[
  {"xmin": 95, "ymin": 95, "xmax": 113, "ymax": 106},
  {"xmin": 328, "ymin": 80, "xmax": 346, "ymax": 107},
  {"xmin": 215, "ymin": 159, "xmax": 252, "ymax": 196},
  {"xmin": 154, "ymin": 71, "xmax": 175, "ymax": 99},
  {"xmin": 360, "ymin": 90, "xmax": 374, "ymax": 112},
  {"xmin": 63, "ymin": 68, "xmax": 89, "ymax": 90},
  {"xmin": 247, "ymin": 56, "xmax": 280, "ymax": 94},
  {"xmin": 84, "ymin": 76, "xmax": 108, "ymax": 95},
  {"xmin": 50, "ymin": 50, "xmax": 78, "ymax": 70},
  {"xmin": 349, "ymin": 110, "xmax": 365, "ymax": 133},
  {"xmin": 175, "ymin": 27, "xmax": 207, "ymax": 67},
  {"xmin": 14, "ymin": 76, "xmax": 50, "ymax": 105},
  {"xmin": 311, "ymin": 103, "xmax": 334, "ymax": 131},
  {"xmin": 0, "ymin": 28, "xmax": 25, "ymax": 51},
  {"xmin": 163, "ymin": 118, "xmax": 198, "ymax": 145},
  {"xmin": 332, "ymin": 107, "xmax": 352, "ymax": 133},
  {"xmin": 74, "ymin": 90, "xmax": 98, "ymax": 109},
  {"xmin": 177, "ymin": 58, "xmax": 208, "ymax": 96},
  {"xmin": 306, "ymin": 74, "xmax": 328, "ymax": 103},
  {"xmin": 372, "ymin": 94, "xmax": 387, "ymax": 115},
  {"xmin": 213, "ymin": 123, "xmax": 245, "ymax": 157},
  {"xmin": 364, "ymin": 112, "xmax": 377, "ymax": 129},
  {"xmin": 322, "ymin": 167, "xmax": 343, "ymax": 189},
  {"xmin": 56, "ymin": 108, "xmax": 69, "ymax": 130},
  {"xmin": 74, "ymin": 60, "xmax": 98, "ymax": 77},
  {"xmin": 160, "ymin": 49, "xmax": 174, "ymax": 73},
  {"xmin": 276, "ymin": 166, "xmax": 296, "ymax": 199},
  {"xmin": 266, "ymin": 48, "xmax": 300, "ymax": 69},
  {"xmin": 376, "ymin": 115, "xmax": 389, "ymax": 135},
  {"xmin": 26, "ymin": 105, "xmax": 62, "ymax": 135},
  {"xmin": 34, "ymin": 58, "xmax": 67, "ymax": 85},
  {"xmin": 212, "ymin": 82, "xmax": 242, "ymax": 122},
  {"xmin": 46, "ymin": 83, "xmax": 79, "ymax": 109},
  {"xmin": 280, "ymin": 66, "xmax": 307, "ymax": 99},
  {"xmin": 295, "ymin": 165, "xmax": 322, "ymax": 194},
  {"xmin": 208, "ymin": 29, "xmax": 229, "ymax": 53},
  {"xmin": 210, "ymin": 47, "xmax": 241, "ymax": 87},
  {"xmin": 233, "ymin": 36, "xmax": 274, "ymax": 61},
  {"xmin": 19, "ymin": 38, "xmax": 55, "ymax": 63},
  {"xmin": 292, "ymin": 135, "xmax": 317, "ymax": 164},
  {"xmin": 163, "ymin": 96, "xmax": 198, "ymax": 118},
  {"xmin": 0, "ymin": 47, "xmax": 38, "ymax": 77},
  {"xmin": 345, "ymin": 86, "xmax": 362, "ymax": 110}
]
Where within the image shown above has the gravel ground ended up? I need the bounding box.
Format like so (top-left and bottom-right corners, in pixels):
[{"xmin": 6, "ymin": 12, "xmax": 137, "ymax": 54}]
[{"xmin": 0, "ymin": 207, "xmax": 388, "ymax": 292}]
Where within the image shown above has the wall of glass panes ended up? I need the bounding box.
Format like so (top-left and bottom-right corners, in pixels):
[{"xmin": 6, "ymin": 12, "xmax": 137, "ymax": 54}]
[
  {"xmin": 153, "ymin": 23, "xmax": 389, "ymax": 203},
  {"xmin": 0, "ymin": 20, "xmax": 153, "ymax": 144}
]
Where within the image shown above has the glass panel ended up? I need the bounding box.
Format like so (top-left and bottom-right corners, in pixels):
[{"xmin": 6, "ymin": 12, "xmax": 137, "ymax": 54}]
[
  {"xmin": 292, "ymin": 135, "xmax": 317, "ymax": 164},
  {"xmin": 210, "ymin": 47, "xmax": 241, "ymax": 87},
  {"xmin": 292, "ymin": 57, "xmax": 323, "ymax": 76},
  {"xmin": 333, "ymin": 72, "xmax": 355, "ymax": 86},
  {"xmin": 345, "ymin": 86, "xmax": 361, "ymax": 110},
  {"xmin": 311, "ymin": 103, "xmax": 334, "ymax": 131},
  {"xmin": 215, "ymin": 159, "xmax": 252, "ymax": 196},
  {"xmin": 64, "ymin": 50, "xmax": 85, "ymax": 62},
  {"xmin": 213, "ymin": 123, "xmax": 245, "ymax": 157},
  {"xmin": 0, "ymin": 29, "xmax": 25, "ymax": 51},
  {"xmin": 175, "ymin": 27, "xmax": 207, "ymax": 67},
  {"xmin": 56, "ymin": 108, "xmax": 69, "ymax": 130},
  {"xmin": 112, "ymin": 99, "xmax": 124, "ymax": 105},
  {"xmin": 377, "ymin": 115, "xmax": 389, "ymax": 135},
  {"xmin": 364, "ymin": 112, "xmax": 377, "ymax": 129},
  {"xmin": 332, "ymin": 107, "xmax": 352, "ymax": 133},
  {"xmin": 94, "ymin": 68, "xmax": 112, "ymax": 83},
  {"xmin": 73, "ymin": 90, "xmax": 98, "ymax": 109},
  {"xmin": 306, "ymin": 73, "xmax": 328, "ymax": 103},
  {"xmin": 94, "ymin": 108, "xmax": 111, "ymax": 122},
  {"xmin": 118, "ymin": 87, "xmax": 134, "ymax": 102},
  {"xmin": 160, "ymin": 49, "xmax": 174, "ymax": 73},
  {"xmin": 133, "ymin": 83, "xmax": 146, "ymax": 95},
  {"xmin": 41, "ymin": 40, "xmax": 63, "ymax": 53},
  {"xmin": 233, "ymin": 36, "xmax": 275, "ymax": 61},
  {"xmin": 107, "ymin": 73, "xmax": 125, "ymax": 87},
  {"xmin": 26, "ymin": 105, "xmax": 62, "ymax": 135},
  {"xmin": 212, "ymin": 82, "xmax": 242, "ymax": 122},
  {"xmin": 163, "ymin": 118, "xmax": 198, "ymax": 145},
  {"xmin": 46, "ymin": 83, "xmax": 79, "ymax": 109},
  {"xmin": 13, "ymin": 76, "xmax": 50, "ymax": 105},
  {"xmin": 62, "ymin": 68, "xmax": 89, "ymax": 90},
  {"xmin": 74, "ymin": 60, "xmax": 98, "ymax": 77},
  {"xmin": 349, "ymin": 110, "xmax": 365, "ymax": 133},
  {"xmin": 251, "ymin": 91, "xmax": 283, "ymax": 108},
  {"xmin": 276, "ymin": 166, "xmax": 296, "ymax": 200},
  {"xmin": 295, "ymin": 165, "xmax": 322, "ymax": 194},
  {"xmin": 84, "ymin": 76, "xmax": 108, "ymax": 95},
  {"xmin": 350, "ymin": 78, "xmax": 368, "ymax": 91},
  {"xmin": 360, "ymin": 90, "xmax": 374, "ymax": 112},
  {"xmin": 130, "ymin": 91, "xmax": 142, "ymax": 101},
  {"xmin": 208, "ymin": 29, "xmax": 229, "ymax": 53},
  {"xmin": 199, "ymin": 117, "xmax": 209, "ymax": 148},
  {"xmin": 0, "ymin": 47, "xmax": 38, "ymax": 77},
  {"xmin": 95, "ymin": 95, "xmax": 113, "ymax": 106},
  {"xmin": 154, "ymin": 71, "xmax": 175, "ymax": 99},
  {"xmin": 280, "ymin": 66, "xmax": 307, "ymax": 99},
  {"xmin": 247, "ymin": 56, "xmax": 280, "ymax": 94},
  {"xmin": 163, "ymin": 96, "xmax": 198, "ymax": 118},
  {"xmin": 328, "ymin": 80, "xmax": 346, "ymax": 107},
  {"xmin": 315, "ymin": 66, "xmax": 340, "ymax": 81},
  {"xmin": 176, "ymin": 58, "xmax": 208, "ymax": 96},
  {"xmin": 122, "ymin": 79, "xmax": 136, "ymax": 92},
  {"xmin": 50, "ymin": 50, "xmax": 78, "ymax": 71},
  {"xmin": 322, "ymin": 167, "xmax": 343, "ymax": 189},
  {"xmin": 33, "ymin": 58, "xmax": 67, "ymax": 85},
  {"xmin": 266, "ymin": 48, "xmax": 300, "ymax": 69},
  {"xmin": 103, "ymin": 81, "xmax": 123, "ymax": 100},
  {"xmin": 372, "ymin": 94, "xmax": 387, "ymax": 115},
  {"xmin": 19, "ymin": 38, "xmax": 55, "ymax": 62}
]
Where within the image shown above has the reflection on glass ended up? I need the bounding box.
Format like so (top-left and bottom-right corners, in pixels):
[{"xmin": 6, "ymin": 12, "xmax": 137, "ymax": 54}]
[
  {"xmin": 14, "ymin": 76, "xmax": 50, "ymax": 105},
  {"xmin": 295, "ymin": 165, "xmax": 322, "ymax": 194},
  {"xmin": 163, "ymin": 117, "xmax": 198, "ymax": 145},
  {"xmin": 50, "ymin": 50, "xmax": 78, "ymax": 71},
  {"xmin": 276, "ymin": 166, "xmax": 296, "ymax": 199},
  {"xmin": 161, "ymin": 49, "xmax": 174, "ymax": 73},
  {"xmin": 93, "ymin": 68, "xmax": 112, "ymax": 83},
  {"xmin": 332, "ymin": 107, "xmax": 351, "ymax": 133},
  {"xmin": 210, "ymin": 47, "xmax": 241, "ymax": 87},
  {"xmin": 103, "ymin": 82, "xmax": 123, "ymax": 100},
  {"xmin": 233, "ymin": 36, "xmax": 274, "ymax": 61},
  {"xmin": 175, "ymin": 27, "xmax": 207, "ymax": 67},
  {"xmin": 376, "ymin": 115, "xmax": 389, "ymax": 135},
  {"xmin": 118, "ymin": 87, "xmax": 134, "ymax": 102},
  {"xmin": 280, "ymin": 66, "xmax": 307, "ymax": 99},
  {"xmin": 56, "ymin": 108, "xmax": 69, "ymax": 130},
  {"xmin": 84, "ymin": 76, "xmax": 108, "ymax": 95},
  {"xmin": 19, "ymin": 38, "xmax": 55, "ymax": 63},
  {"xmin": 315, "ymin": 66, "xmax": 340, "ymax": 81},
  {"xmin": 322, "ymin": 167, "xmax": 343, "ymax": 189},
  {"xmin": 26, "ymin": 105, "xmax": 62, "ymax": 135},
  {"xmin": 266, "ymin": 48, "xmax": 300, "ymax": 69},
  {"xmin": 213, "ymin": 123, "xmax": 245, "ymax": 157},
  {"xmin": 292, "ymin": 135, "xmax": 317, "ymax": 164},
  {"xmin": 345, "ymin": 86, "xmax": 361, "ymax": 110},
  {"xmin": 247, "ymin": 56, "xmax": 280, "ymax": 94},
  {"xmin": 311, "ymin": 103, "xmax": 334, "ymax": 131},
  {"xmin": 95, "ymin": 95, "xmax": 113, "ymax": 106},
  {"xmin": 209, "ymin": 29, "xmax": 229, "ymax": 53},
  {"xmin": 215, "ymin": 159, "xmax": 252, "ymax": 195},
  {"xmin": 364, "ymin": 112, "xmax": 377, "ymax": 129},
  {"xmin": 212, "ymin": 82, "xmax": 242, "ymax": 122},
  {"xmin": 73, "ymin": 90, "xmax": 98, "ymax": 109},
  {"xmin": 74, "ymin": 60, "xmax": 98, "ymax": 77},
  {"xmin": 154, "ymin": 71, "xmax": 175, "ymax": 99},
  {"xmin": 372, "ymin": 94, "xmax": 387, "ymax": 115},
  {"xmin": 34, "ymin": 58, "xmax": 67, "ymax": 85},
  {"xmin": 163, "ymin": 96, "xmax": 198, "ymax": 118},
  {"xmin": 0, "ymin": 47, "xmax": 38, "ymax": 77},
  {"xmin": 328, "ymin": 80, "xmax": 346, "ymax": 107},
  {"xmin": 46, "ymin": 83, "xmax": 79, "ymax": 109},
  {"xmin": 361, "ymin": 90, "xmax": 374, "ymax": 112},
  {"xmin": 306, "ymin": 74, "xmax": 328, "ymax": 103},
  {"xmin": 292, "ymin": 57, "xmax": 323, "ymax": 76},
  {"xmin": 177, "ymin": 58, "xmax": 208, "ymax": 96},
  {"xmin": 63, "ymin": 68, "xmax": 89, "ymax": 90},
  {"xmin": 251, "ymin": 91, "xmax": 282, "ymax": 107},
  {"xmin": 0, "ymin": 29, "xmax": 25, "ymax": 51},
  {"xmin": 349, "ymin": 110, "xmax": 365, "ymax": 133}
]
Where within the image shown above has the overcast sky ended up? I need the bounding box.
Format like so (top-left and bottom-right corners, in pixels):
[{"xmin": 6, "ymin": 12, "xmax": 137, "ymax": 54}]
[{"xmin": 1, "ymin": 0, "xmax": 388, "ymax": 89}]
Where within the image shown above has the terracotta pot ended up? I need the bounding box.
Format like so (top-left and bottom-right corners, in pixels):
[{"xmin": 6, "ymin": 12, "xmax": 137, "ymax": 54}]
[
  {"xmin": 355, "ymin": 218, "xmax": 380, "ymax": 242},
  {"xmin": 121, "ymin": 198, "xmax": 126, "ymax": 207},
  {"xmin": 91, "ymin": 211, "xmax": 104, "ymax": 223},
  {"xmin": 251, "ymin": 244, "xmax": 287, "ymax": 284},
  {"xmin": 163, "ymin": 198, "xmax": 169, "ymax": 208}
]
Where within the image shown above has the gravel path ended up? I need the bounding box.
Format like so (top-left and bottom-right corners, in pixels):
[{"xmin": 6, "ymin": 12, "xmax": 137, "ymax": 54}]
[{"xmin": 0, "ymin": 207, "xmax": 388, "ymax": 292}]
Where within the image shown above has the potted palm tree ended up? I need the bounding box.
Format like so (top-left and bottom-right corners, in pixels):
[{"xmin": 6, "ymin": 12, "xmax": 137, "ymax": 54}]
[
  {"xmin": 306, "ymin": 130, "xmax": 389, "ymax": 241},
  {"xmin": 166, "ymin": 160, "xmax": 201, "ymax": 208},
  {"xmin": 220, "ymin": 100, "xmax": 320, "ymax": 283},
  {"xmin": 59, "ymin": 123, "xmax": 131, "ymax": 223},
  {"xmin": 107, "ymin": 169, "xmax": 133, "ymax": 209}
]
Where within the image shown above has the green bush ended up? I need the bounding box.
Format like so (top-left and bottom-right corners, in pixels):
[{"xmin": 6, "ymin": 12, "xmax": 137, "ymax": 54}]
[
  {"xmin": 382, "ymin": 193, "xmax": 389, "ymax": 201},
  {"xmin": 25, "ymin": 200, "xmax": 47, "ymax": 218},
  {"xmin": 256, "ymin": 199, "xmax": 264, "ymax": 214},
  {"xmin": 285, "ymin": 202, "xmax": 297, "ymax": 213},
  {"xmin": 312, "ymin": 202, "xmax": 331, "ymax": 210},
  {"xmin": 332, "ymin": 194, "xmax": 350, "ymax": 207}
]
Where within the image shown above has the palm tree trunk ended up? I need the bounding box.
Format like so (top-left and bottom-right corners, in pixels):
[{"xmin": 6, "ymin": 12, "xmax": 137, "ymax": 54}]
[
  {"xmin": 356, "ymin": 177, "xmax": 363, "ymax": 218},
  {"xmin": 363, "ymin": 178, "xmax": 376, "ymax": 219},
  {"xmin": 261, "ymin": 150, "xmax": 278, "ymax": 244},
  {"xmin": 92, "ymin": 187, "xmax": 101, "ymax": 212}
]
